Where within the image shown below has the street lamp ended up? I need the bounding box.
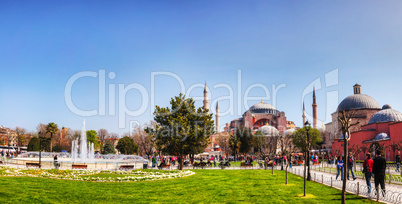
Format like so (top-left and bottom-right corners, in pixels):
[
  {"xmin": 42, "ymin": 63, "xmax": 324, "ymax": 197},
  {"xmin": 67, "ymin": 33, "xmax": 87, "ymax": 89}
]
[
  {"xmin": 7, "ymin": 130, "xmax": 10, "ymax": 155},
  {"xmin": 280, "ymin": 134, "xmax": 284, "ymax": 170},
  {"xmin": 38, "ymin": 131, "xmax": 42, "ymax": 168},
  {"xmin": 305, "ymin": 121, "xmax": 312, "ymax": 181}
]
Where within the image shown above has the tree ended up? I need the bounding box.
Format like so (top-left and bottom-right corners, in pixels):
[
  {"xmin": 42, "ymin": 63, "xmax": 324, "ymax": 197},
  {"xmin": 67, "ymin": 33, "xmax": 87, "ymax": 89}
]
[
  {"xmin": 253, "ymin": 130, "xmax": 267, "ymax": 156},
  {"xmin": 15, "ymin": 127, "xmax": 27, "ymax": 150},
  {"xmin": 281, "ymin": 132, "xmax": 296, "ymax": 184},
  {"xmin": 86, "ymin": 130, "xmax": 100, "ymax": 148},
  {"xmin": 146, "ymin": 94, "xmax": 214, "ymax": 170},
  {"xmin": 338, "ymin": 110, "xmax": 359, "ymax": 204},
  {"xmin": 292, "ymin": 126, "xmax": 322, "ymax": 197},
  {"xmin": 103, "ymin": 141, "xmax": 116, "ymax": 154},
  {"xmin": 46, "ymin": 122, "xmax": 59, "ymax": 152},
  {"xmin": 238, "ymin": 128, "xmax": 253, "ymax": 155},
  {"xmin": 229, "ymin": 132, "xmax": 241, "ymax": 161},
  {"xmin": 97, "ymin": 129, "xmax": 108, "ymax": 151},
  {"xmin": 216, "ymin": 132, "xmax": 231, "ymax": 158},
  {"xmin": 349, "ymin": 144, "xmax": 361, "ymax": 171},
  {"xmin": 27, "ymin": 137, "xmax": 40, "ymax": 151},
  {"xmin": 116, "ymin": 136, "xmax": 138, "ymax": 154},
  {"xmin": 133, "ymin": 121, "xmax": 156, "ymax": 158}
]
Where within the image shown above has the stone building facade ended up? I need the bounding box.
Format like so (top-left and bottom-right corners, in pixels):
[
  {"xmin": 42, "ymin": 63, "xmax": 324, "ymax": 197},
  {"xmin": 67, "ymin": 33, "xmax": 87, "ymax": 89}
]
[{"xmin": 325, "ymin": 84, "xmax": 381, "ymax": 150}]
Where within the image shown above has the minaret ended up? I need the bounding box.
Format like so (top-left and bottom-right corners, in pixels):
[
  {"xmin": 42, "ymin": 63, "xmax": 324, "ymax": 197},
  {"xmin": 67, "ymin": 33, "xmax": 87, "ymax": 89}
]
[
  {"xmin": 302, "ymin": 102, "xmax": 306, "ymax": 126},
  {"xmin": 203, "ymin": 81, "xmax": 209, "ymax": 111},
  {"xmin": 216, "ymin": 100, "xmax": 220, "ymax": 133},
  {"xmin": 312, "ymin": 86, "xmax": 317, "ymax": 129}
]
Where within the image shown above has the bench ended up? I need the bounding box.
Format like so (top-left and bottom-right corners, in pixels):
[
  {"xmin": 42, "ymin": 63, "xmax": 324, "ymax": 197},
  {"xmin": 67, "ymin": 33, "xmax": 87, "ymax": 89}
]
[
  {"xmin": 72, "ymin": 164, "xmax": 87, "ymax": 169},
  {"xmin": 158, "ymin": 164, "xmax": 170, "ymax": 170},
  {"xmin": 26, "ymin": 162, "xmax": 41, "ymax": 168},
  {"xmin": 192, "ymin": 162, "xmax": 206, "ymax": 169},
  {"xmin": 120, "ymin": 165, "xmax": 134, "ymax": 170},
  {"xmin": 241, "ymin": 162, "xmax": 254, "ymax": 167}
]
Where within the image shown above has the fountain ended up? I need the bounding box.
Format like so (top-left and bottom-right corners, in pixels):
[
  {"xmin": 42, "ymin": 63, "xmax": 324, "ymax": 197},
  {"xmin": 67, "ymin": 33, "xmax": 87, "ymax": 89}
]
[
  {"xmin": 71, "ymin": 120, "xmax": 95, "ymax": 163},
  {"xmin": 14, "ymin": 119, "xmax": 149, "ymax": 170}
]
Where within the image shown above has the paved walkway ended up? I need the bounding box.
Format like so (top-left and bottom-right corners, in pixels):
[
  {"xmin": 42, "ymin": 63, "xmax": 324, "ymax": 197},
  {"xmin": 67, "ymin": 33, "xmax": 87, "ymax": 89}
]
[{"xmin": 291, "ymin": 165, "xmax": 402, "ymax": 203}]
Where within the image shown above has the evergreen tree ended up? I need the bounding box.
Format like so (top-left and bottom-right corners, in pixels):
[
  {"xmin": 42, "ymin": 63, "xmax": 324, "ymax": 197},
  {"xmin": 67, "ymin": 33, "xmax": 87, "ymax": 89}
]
[
  {"xmin": 102, "ymin": 141, "xmax": 116, "ymax": 154},
  {"xmin": 27, "ymin": 137, "xmax": 40, "ymax": 151},
  {"xmin": 116, "ymin": 136, "xmax": 138, "ymax": 155},
  {"xmin": 146, "ymin": 94, "xmax": 214, "ymax": 170}
]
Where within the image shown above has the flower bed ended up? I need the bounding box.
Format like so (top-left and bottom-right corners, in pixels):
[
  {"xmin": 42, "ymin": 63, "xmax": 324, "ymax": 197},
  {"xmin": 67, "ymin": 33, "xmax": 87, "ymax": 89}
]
[{"xmin": 0, "ymin": 166, "xmax": 195, "ymax": 182}]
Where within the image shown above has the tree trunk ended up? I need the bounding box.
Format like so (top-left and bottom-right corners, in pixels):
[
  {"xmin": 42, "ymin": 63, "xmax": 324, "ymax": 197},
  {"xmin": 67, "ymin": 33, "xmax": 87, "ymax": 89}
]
[
  {"xmin": 179, "ymin": 155, "xmax": 183, "ymax": 170},
  {"xmin": 285, "ymin": 163, "xmax": 288, "ymax": 185},
  {"xmin": 342, "ymin": 138, "xmax": 348, "ymax": 204},
  {"xmin": 50, "ymin": 133, "xmax": 53, "ymax": 152}
]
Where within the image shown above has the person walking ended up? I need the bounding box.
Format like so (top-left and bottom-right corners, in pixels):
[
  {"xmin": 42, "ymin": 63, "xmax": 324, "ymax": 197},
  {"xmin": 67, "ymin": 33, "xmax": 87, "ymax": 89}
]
[
  {"xmin": 373, "ymin": 150, "xmax": 386, "ymax": 197},
  {"xmin": 396, "ymin": 151, "xmax": 401, "ymax": 172},
  {"xmin": 336, "ymin": 156, "xmax": 344, "ymax": 180},
  {"xmin": 54, "ymin": 154, "xmax": 59, "ymax": 169},
  {"xmin": 347, "ymin": 152, "xmax": 356, "ymax": 180},
  {"xmin": 363, "ymin": 154, "xmax": 373, "ymax": 194},
  {"xmin": 289, "ymin": 155, "xmax": 292, "ymax": 169}
]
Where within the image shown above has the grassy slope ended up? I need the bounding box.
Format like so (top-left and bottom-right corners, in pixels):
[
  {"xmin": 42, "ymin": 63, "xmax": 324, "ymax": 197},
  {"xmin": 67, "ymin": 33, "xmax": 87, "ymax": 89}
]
[{"xmin": 0, "ymin": 170, "xmax": 375, "ymax": 204}]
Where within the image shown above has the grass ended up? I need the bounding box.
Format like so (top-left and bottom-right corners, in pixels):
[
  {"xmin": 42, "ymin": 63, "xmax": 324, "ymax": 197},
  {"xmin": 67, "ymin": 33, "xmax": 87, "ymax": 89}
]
[{"xmin": 0, "ymin": 169, "xmax": 376, "ymax": 203}]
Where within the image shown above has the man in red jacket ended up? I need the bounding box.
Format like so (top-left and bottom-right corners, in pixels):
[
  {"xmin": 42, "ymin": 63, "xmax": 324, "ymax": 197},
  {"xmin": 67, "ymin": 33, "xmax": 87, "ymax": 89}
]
[{"xmin": 363, "ymin": 153, "xmax": 373, "ymax": 194}]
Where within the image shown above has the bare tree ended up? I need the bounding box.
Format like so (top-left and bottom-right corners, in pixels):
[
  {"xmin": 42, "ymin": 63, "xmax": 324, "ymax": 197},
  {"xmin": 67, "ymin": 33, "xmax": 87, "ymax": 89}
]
[
  {"xmin": 132, "ymin": 122, "xmax": 155, "ymax": 158},
  {"xmin": 338, "ymin": 110, "xmax": 359, "ymax": 204},
  {"xmin": 348, "ymin": 144, "xmax": 361, "ymax": 172},
  {"xmin": 98, "ymin": 129, "xmax": 109, "ymax": 150},
  {"xmin": 15, "ymin": 127, "xmax": 27, "ymax": 151},
  {"xmin": 216, "ymin": 132, "xmax": 231, "ymax": 158}
]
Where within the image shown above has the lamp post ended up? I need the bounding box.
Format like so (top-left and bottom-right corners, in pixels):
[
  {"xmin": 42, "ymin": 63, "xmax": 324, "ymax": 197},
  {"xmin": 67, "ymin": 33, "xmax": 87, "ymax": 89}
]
[
  {"xmin": 7, "ymin": 130, "xmax": 10, "ymax": 155},
  {"xmin": 38, "ymin": 131, "xmax": 42, "ymax": 168},
  {"xmin": 280, "ymin": 134, "xmax": 284, "ymax": 170},
  {"xmin": 305, "ymin": 121, "xmax": 312, "ymax": 181}
]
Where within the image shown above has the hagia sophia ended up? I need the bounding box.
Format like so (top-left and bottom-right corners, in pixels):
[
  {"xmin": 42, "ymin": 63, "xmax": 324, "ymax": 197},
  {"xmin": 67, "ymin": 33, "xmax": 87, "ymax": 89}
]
[{"xmin": 202, "ymin": 81, "xmax": 402, "ymax": 161}]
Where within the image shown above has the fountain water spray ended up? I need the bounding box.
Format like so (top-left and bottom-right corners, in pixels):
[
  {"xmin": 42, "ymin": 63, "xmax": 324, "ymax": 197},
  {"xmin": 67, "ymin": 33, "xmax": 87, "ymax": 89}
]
[{"xmin": 71, "ymin": 120, "xmax": 95, "ymax": 163}]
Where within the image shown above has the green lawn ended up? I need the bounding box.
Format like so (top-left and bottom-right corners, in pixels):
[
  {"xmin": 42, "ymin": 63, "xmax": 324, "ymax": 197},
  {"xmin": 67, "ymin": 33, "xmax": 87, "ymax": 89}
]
[{"xmin": 0, "ymin": 169, "xmax": 376, "ymax": 203}]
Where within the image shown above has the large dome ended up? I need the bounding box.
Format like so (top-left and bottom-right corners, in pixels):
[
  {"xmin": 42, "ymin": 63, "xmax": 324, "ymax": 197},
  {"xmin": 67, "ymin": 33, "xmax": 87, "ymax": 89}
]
[
  {"xmin": 283, "ymin": 128, "xmax": 295, "ymax": 136},
  {"xmin": 337, "ymin": 94, "xmax": 380, "ymax": 111},
  {"xmin": 258, "ymin": 125, "xmax": 279, "ymax": 136},
  {"xmin": 249, "ymin": 102, "xmax": 279, "ymax": 114},
  {"xmin": 368, "ymin": 105, "xmax": 402, "ymax": 124}
]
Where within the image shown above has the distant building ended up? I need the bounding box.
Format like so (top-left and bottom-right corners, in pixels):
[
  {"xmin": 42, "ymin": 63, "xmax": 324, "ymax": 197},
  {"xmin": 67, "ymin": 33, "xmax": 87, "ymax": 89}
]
[
  {"xmin": 0, "ymin": 127, "xmax": 17, "ymax": 146},
  {"xmin": 332, "ymin": 104, "xmax": 402, "ymax": 161},
  {"xmin": 325, "ymin": 84, "xmax": 381, "ymax": 150}
]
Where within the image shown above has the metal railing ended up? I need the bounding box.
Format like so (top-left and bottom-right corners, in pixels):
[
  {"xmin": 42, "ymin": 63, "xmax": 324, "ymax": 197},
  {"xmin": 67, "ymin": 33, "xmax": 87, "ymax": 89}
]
[{"xmin": 289, "ymin": 166, "xmax": 402, "ymax": 204}]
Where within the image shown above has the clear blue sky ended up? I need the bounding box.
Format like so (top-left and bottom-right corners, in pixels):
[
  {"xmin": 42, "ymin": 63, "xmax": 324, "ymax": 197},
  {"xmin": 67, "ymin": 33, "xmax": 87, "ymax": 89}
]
[{"xmin": 1, "ymin": 1, "xmax": 402, "ymax": 135}]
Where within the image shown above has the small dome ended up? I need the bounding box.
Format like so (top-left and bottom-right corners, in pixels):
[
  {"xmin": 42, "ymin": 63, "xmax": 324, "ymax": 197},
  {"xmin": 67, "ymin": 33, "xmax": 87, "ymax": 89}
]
[
  {"xmin": 259, "ymin": 125, "xmax": 279, "ymax": 136},
  {"xmin": 283, "ymin": 128, "xmax": 295, "ymax": 136},
  {"xmin": 249, "ymin": 102, "xmax": 279, "ymax": 114},
  {"xmin": 374, "ymin": 133, "xmax": 390, "ymax": 141},
  {"xmin": 382, "ymin": 104, "xmax": 392, "ymax": 110},
  {"xmin": 337, "ymin": 94, "xmax": 380, "ymax": 111},
  {"xmin": 317, "ymin": 124, "xmax": 325, "ymax": 133},
  {"xmin": 368, "ymin": 107, "xmax": 402, "ymax": 124}
]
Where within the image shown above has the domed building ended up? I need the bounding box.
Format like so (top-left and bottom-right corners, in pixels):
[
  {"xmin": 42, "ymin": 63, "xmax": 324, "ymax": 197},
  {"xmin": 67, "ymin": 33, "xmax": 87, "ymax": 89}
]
[
  {"xmin": 325, "ymin": 84, "xmax": 381, "ymax": 149},
  {"xmin": 332, "ymin": 104, "xmax": 402, "ymax": 161},
  {"xmin": 225, "ymin": 100, "xmax": 289, "ymax": 133}
]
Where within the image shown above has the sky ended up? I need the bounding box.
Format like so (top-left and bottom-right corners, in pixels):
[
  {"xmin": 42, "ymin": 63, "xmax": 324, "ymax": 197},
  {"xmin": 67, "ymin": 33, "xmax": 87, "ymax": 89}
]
[{"xmin": 1, "ymin": 1, "xmax": 402, "ymax": 135}]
